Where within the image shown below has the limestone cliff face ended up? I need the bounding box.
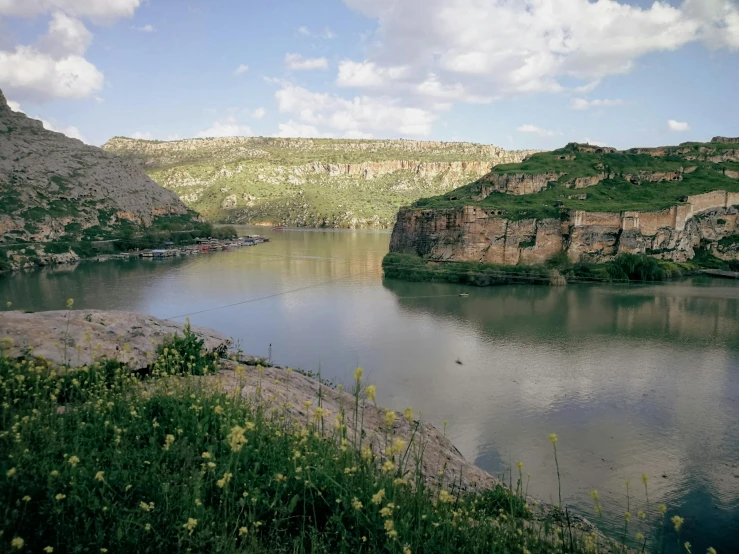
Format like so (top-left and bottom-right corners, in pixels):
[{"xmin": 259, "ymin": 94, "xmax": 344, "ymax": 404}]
[
  {"xmin": 103, "ymin": 136, "xmax": 536, "ymax": 229},
  {"xmin": 0, "ymin": 88, "xmax": 191, "ymax": 243},
  {"xmin": 390, "ymin": 190, "xmax": 739, "ymax": 265}
]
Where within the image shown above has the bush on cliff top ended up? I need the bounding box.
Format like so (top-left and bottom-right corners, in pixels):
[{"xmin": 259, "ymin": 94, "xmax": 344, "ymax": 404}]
[{"xmin": 0, "ymin": 321, "xmax": 699, "ymax": 554}]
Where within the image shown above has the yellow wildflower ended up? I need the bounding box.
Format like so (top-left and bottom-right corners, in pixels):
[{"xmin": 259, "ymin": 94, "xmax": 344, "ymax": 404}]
[
  {"xmin": 642, "ymin": 473, "xmax": 649, "ymax": 485},
  {"xmin": 44, "ymin": 548, "xmax": 54, "ymax": 553},
  {"xmin": 354, "ymin": 367, "xmax": 364, "ymax": 381},
  {"xmin": 384, "ymin": 519, "xmax": 394, "ymax": 532},
  {"xmin": 366, "ymin": 385, "xmax": 376, "ymax": 401},
  {"xmin": 380, "ymin": 506, "xmax": 393, "ymax": 517},
  {"xmin": 6, "ymin": 467, "xmax": 16, "ymax": 477},
  {"xmin": 371, "ymin": 489, "xmax": 386, "ymax": 505},
  {"xmin": 95, "ymin": 471, "xmax": 105, "ymax": 482},
  {"xmin": 11, "ymin": 537, "xmax": 24, "ymax": 549},
  {"xmin": 55, "ymin": 493, "xmax": 66, "ymax": 501},
  {"xmin": 658, "ymin": 504, "xmax": 667, "ymax": 515},
  {"xmin": 439, "ymin": 489, "xmax": 454, "ymax": 503},
  {"xmin": 590, "ymin": 490, "xmax": 599, "ymax": 501},
  {"xmin": 213, "ymin": 405, "xmax": 224, "ymax": 415},
  {"xmin": 624, "ymin": 512, "xmax": 631, "ymax": 523},
  {"xmin": 66, "ymin": 298, "xmax": 74, "ymax": 309},
  {"xmin": 163, "ymin": 434, "xmax": 175, "ymax": 451},
  {"xmin": 636, "ymin": 532, "xmax": 645, "ymax": 542},
  {"xmin": 548, "ymin": 433, "xmax": 558, "ymax": 444},
  {"xmin": 139, "ymin": 501, "xmax": 154, "ymax": 512},
  {"xmin": 201, "ymin": 452, "xmax": 211, "ymax": 459},
  {"xmin": 361, "ymin": 446, "xmax": 373, "ymax": 460},
  {"xmin": 684, "ymin": 543, "xmax": 691, "ymax": 554},
  {"xmin": 403, "ymin": 545, "xmax": 411, "ymax": 554},
  {"xmin": 183, "ymin": 518, "xmax": 198, "ymax": 534},
  {"xmin": 516, "ymin": 461, "xmax": 524, "ymax": 472},
  {"xmin": 239, "ymin": 527, "xmax": 248, "ymax": 536},
  {"xmin": 672, "ymin": 515, "xmax": 684, "ymax": 532},
  {"xmin": 227, "ymin": 426, "xmax": 247, "ymax": 452},
  {"xmin": 403, "ymin": 407, "xmax": 413, "ymax": 422},
  {"xmin": 22, "ymin": 496, "xmax": 30, "ymax": 502},
  {"xmin": 216, "ymin": 472, "xmax": 233, "ymax": 488},
  {"xmin": 382, "ymin": 460, "xmax": 395, "ymax": 472},
  {"xmin": 708, "ymin": 548, "xmax": 717, "ymax": 554},
  {"xmin": 391, "ymin": 437, "xmax": 406, "ymax": 455},
  {"xmin": 352, "ymin": 497, "xmax": 363, "ymax": 510},
  {"xmin": 385, "ymin": 410, "xmax": 396, "ymax": 428},
  {"xmin": 68, "ymin": 456, "xmax": 80, "ymax": 467}
]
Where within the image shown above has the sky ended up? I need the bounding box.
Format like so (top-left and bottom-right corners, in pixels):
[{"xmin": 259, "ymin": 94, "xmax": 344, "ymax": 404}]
[{"xmin": 1, "ymin": 0, "xmax": 738, "ymax": 150}]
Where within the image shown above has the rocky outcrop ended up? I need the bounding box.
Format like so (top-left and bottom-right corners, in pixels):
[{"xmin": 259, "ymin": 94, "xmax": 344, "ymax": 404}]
[
  {"xmin": 0, "ymin": 88, "xmax": 192, "ymax": 243},
  {"xmin": 0, "ymin": 310, "xmax": 231, "ymax": 369},
  {"xmin": 474, "ymin": 171, "xmax": 564, "ymax": 198},
  {"xmin": 295, "ymin": 160, "xmax": 492, "ymax": 180},
  {"xmin": 712, "ymin": 137, "xmax": 739, "ymax": 144},
  {"xmin": 390, "ymin": 191, "xmax": 739, "ymax": 265}
]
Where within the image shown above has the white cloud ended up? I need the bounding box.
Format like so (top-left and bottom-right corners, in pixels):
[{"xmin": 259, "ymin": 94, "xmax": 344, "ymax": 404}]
[
  {"xmin": 37, "ymin": 12, "xmax": 92, "ymax": 56},
  {"xmin": 131, "ymin": 24, "xmax": 154, "ymax": 32},
  {"xmin": 0, "ymin": 1, "xmax": 141, "ymax": 101},
  {"xmin": 275, "ymin": 84, "xmax": 435, "ymax": 137},
  {"xmin": 571, "ymin": 98, "xmax": 625, "ymax": 110},
  {"xmin": 196, "ymin": 115, "xmax": 254, "ymax": 138},
  {"xmin": 7, "ymin": 99, "xmax": 21, "ymax": 111},
  {"xmin": 0, "ymin": 0, "xmax": 141, "ymax": 24},
  {"xmin": 234, "ymin": 64, "xmax": 249, "ymax": 75},
  {"xmin": 131, "ymin": 131, "xmax": 154, "ymax": 140},
  {"xmin": 276, "ymin": 120, "xmax": 325, "ymax": 138},
  {"xmin": 668, "ymin": 119, "xmax": 690, "ymax": 132},
  {"xmin": 0, "ymin": 46, "xmax": 104, "ymax": 101},
  {"xmin": 284, "ymin": 53, "xmax": 328, "ymax": 71},
  {"xmin": 339, "ymin": 0, "xmax": 739, "ymax": 105},
  {"xmin": 296, "ymin": 25, "xmax": 335, "ymax": 39},
  {"xmin": 517, "ymin": 124, "xmax": 557, "ymax": 138},
  {"xmin": 251, "ymin": 107, "xmax": 266, "ymax": 119}
]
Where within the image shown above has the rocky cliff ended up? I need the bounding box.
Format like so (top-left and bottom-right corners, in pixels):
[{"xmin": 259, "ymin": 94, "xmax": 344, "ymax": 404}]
[
  {"xmin": 0, "ymin": 88, "xmax": 193, "ymax": 246},
  {"xmin": 103, "ymin": 136, "xmax": 536, "ymax": 229},
  {"xmin": 390, "ymin": 142, "xmax": 739, "ymax": 265}
]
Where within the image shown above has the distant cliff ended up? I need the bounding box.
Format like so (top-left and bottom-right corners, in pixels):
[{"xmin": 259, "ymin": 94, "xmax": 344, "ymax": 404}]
[
  {"xmin": 390, "ymin": 141, "xmax": 739, "ymax": 266},
  {"xmin": 103, "ymin": 136, "xmax": 536, "ymax": 229},
  {"xmin": 0, "ymin": 88, "xmax": 194, "ymax": 246}
]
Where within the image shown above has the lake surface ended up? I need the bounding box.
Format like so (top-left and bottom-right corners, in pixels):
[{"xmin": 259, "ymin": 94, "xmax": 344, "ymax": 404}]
[{"xmin": 2, "ymin": 227, "xmax": 739, "ymax": 551}]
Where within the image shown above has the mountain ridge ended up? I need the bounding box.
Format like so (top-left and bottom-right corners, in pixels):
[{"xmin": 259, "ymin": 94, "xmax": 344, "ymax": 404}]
[{"xmin": 103, "ymin": 136, "xmax": 537, "ymax": 228}]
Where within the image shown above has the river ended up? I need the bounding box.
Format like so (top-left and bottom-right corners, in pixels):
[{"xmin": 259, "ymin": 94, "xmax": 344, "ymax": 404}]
[{"xmin": 2, "ymin": 227, "xmax": 738, "ymax": 551}]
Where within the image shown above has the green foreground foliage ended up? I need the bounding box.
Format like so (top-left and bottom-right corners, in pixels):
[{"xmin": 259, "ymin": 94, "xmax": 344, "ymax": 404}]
[
  {"xmin": 382, "ymin": 250, "xmax": 737, "ymax": 286},
  {"xmin": 0, "ymin": 321, "xmax": 704, "ymax": 553}
]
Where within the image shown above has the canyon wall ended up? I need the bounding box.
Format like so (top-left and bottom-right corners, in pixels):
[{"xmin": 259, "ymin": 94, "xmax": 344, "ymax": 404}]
[{"xmin": 390, "ymin": 191, "xmax": 739, "ymax": 265}]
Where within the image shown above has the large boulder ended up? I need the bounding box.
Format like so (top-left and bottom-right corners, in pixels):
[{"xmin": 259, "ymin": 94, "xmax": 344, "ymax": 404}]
[{"xmin": 0, "ymin": 310, "xmax": 232, "ymax": 369}]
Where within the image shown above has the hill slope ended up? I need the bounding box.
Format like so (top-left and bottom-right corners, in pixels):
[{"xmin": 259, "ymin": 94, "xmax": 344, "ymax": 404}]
[
  {"xmin": 0, "ymin": 89, "xmax": 196, "ymax": 247},
  {"xmin": 103, "ymin": 136, "xmax": 535, "ymax": 228},
  {"xmin": 390, "ymin": 140, "xmax": 739, "ymax": 266}
]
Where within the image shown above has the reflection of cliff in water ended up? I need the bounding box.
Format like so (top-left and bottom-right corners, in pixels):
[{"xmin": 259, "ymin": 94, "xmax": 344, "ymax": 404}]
[{"xmin": 382, "ymin": 278, "xmax": 739, "ymax": 348}]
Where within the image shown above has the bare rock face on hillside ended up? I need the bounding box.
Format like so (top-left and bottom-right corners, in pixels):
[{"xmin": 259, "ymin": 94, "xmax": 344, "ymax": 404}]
[{"xmin": 0, "ymin": 88, "xmax": 191, "ymax": 244}]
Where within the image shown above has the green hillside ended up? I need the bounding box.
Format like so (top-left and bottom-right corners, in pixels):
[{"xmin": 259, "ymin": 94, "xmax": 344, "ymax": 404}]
[
  {"xmin": 413, "ymin": 140, "xmax": 739, "ymax": 220},
  {"xmin": 103, "ymin": 137, "xmax": 535, "ymax": 228}
]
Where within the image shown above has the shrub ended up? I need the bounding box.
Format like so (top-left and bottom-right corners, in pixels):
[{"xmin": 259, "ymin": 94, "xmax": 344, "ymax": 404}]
[{"xmin": 608, "ymin": 253, "xmax": 665, "ymax": 282}]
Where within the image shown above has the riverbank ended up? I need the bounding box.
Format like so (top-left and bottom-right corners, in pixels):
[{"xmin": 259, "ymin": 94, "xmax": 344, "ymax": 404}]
[
  {"xmin": 0, "ymin": 309, "xmax": 696, "ymax": 553},
  {"xmin": 382, "ymin": 250, "xmax": 738, "ymax": 287},
  {"xmin": 0, "ymin": 233, "xmax": 268, "ymax": 274}
]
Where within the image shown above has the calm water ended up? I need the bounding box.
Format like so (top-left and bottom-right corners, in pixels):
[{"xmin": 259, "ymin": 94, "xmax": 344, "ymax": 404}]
[{"xmin": 2, "ymin": 227, "xmax": 739, "ymax": 551}]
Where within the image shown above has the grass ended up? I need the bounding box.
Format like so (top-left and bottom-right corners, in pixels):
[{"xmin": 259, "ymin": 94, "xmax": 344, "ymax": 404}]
[
  {"xmin": 382, "ymin": 251, "xmax": 732, "ymax": 286},
  {"xmin": 413, "ymin": 142, "xmax": 739, "ymax": 221},
  {"xmin": 0, "ymin": 319, "xmax": 703, "ymax": 554}
]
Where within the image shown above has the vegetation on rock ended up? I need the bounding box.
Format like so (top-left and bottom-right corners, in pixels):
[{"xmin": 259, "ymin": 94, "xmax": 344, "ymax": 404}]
[
  {"xmin": 102, "ymin": 137, "xmax": 535, "ymax": 229},
  {"xmin": 413, "ymin": 141, "xmax": 739, "ymax": 220}
]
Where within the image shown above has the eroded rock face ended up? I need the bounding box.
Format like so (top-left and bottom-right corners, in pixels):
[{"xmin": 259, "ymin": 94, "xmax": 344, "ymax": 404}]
[
  {"xmin": 474, "ymin": 172, "xmax": 564, "ymax": 198},
  {"xmin": 0, "ymin": 88, "xmax": 191, "ymax": 243},
  {"xmin": 390, "ymin": 192, "xmax": 739, "ymax": 265},
  {"xmin": 0, "ymin": 310, "xmax": 231, "ymax": 369}
]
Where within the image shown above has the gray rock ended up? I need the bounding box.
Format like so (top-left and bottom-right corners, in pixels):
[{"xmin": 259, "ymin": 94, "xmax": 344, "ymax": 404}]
[{"xmin": 0, "ymin": 310, "xmax": 231, "ymax": 369}]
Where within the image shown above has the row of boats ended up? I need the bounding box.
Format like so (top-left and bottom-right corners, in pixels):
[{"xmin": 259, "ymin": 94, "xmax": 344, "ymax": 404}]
[{"xmin": 139, "ymin": 235, "xmax": 269, "ymax": 258}]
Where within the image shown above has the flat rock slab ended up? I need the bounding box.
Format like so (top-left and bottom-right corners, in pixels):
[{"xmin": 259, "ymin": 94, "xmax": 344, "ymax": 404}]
[{"xmin": 0, "ymin": 310, "xmax": 232, "ymax": 369}]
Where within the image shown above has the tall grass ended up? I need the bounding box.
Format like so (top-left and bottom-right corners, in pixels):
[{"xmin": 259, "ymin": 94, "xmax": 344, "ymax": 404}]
[{"xmin": 0, "ymin": 326, "xmax": 713, "ymax": 553}]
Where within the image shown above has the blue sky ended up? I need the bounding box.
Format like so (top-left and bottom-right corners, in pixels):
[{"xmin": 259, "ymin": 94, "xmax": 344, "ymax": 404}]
[{"xmin": 1, "ymin": 0, "xmax": 738, "ymax": 150}]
